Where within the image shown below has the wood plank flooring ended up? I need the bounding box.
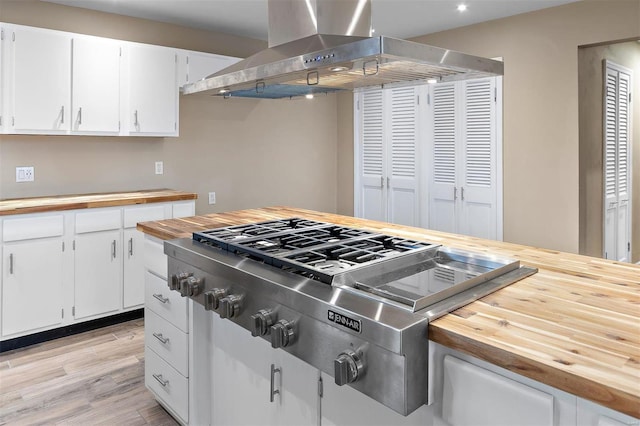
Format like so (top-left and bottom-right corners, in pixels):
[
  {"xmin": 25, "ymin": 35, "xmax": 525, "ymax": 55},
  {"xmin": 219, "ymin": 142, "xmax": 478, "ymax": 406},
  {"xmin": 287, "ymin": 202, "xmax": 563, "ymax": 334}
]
[{"xmin": 0, "ymin": 319, "xmax": 178, "ymax": 425}]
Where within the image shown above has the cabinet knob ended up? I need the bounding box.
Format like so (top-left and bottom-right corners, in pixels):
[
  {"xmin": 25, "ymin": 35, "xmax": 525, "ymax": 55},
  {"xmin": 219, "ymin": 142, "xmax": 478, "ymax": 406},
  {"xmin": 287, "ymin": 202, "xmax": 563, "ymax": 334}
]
[
  {"xmin": 251, "ymin": 309, "xmax": 274, "ymax": 337},
  {"xmin": 219, "ymin": 294, "xmax": 243, "ymax": 319},
  {"xmin": 204, "ymin": 288, "xmax": 228, "ymax": 311},
  {"xmin": 334, "ymin": 349, "xmax": 364, "ymax": 386},
  {"xmin": 270, "ymin": 319, "xmax": 295, "ymax": 348}
]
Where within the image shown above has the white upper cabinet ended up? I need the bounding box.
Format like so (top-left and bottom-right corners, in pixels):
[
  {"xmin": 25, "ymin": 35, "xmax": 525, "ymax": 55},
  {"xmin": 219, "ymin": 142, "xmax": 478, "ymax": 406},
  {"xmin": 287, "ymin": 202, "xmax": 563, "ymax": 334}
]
[
  {"xmin": 8, "ymin": 24, "xmax": 71, "ymax": 134},
  {"xmin": 177, "ymin": 49, "xmax": 240, "ymax": 88},
  {"xmin": 126, "ymin": 43, "xmax": 178, "ymax": 136},
  {"xmin": 71, "ymin": 36, "xmax": 121, "ymax": 135}
]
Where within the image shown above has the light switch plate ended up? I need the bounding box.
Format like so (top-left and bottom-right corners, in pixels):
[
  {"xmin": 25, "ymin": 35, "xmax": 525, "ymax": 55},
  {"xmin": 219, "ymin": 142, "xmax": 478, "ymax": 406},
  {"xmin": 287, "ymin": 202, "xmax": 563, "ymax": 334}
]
[
  {"xmin": 208, "ymin": 192, "xmax": 216, "ymax": 204},
  {"xmin": 155, "ymin": 161, "xmax": 163, "ymax": 175},
  {"xmin": 16, "ymin": 166, "xmax": 34, "ymax": 182}
]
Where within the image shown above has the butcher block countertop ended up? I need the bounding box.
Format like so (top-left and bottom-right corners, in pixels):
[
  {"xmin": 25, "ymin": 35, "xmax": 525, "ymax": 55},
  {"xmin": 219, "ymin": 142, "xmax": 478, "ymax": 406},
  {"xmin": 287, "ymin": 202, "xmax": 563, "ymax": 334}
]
[
  {"xmin": 0, "ymin": 189, "xmax": 197, "ymax": 216},
  {"xmin": 137, "ymin": 206, "xmax": 640, "ymax": 418}
]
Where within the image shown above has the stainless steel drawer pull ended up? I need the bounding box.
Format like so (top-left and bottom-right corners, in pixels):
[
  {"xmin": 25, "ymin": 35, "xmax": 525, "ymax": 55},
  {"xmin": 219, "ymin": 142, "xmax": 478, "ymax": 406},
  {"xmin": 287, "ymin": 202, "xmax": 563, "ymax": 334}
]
[
  {"xmin": 153, "ymin": 332, "xmax": 169, "ymax": 344},
  {"xmin": 9, "ymin": 253, "xmax": 14, "ymax": 275},
  {"xmin": 152, "ymin": 373, "xmax": 169, "ymax": 387},
  {"xmin": 270, "ymin": 364, "xmax": 281, "ymax": 402},
  {"xmin": 152, "ymin": 293, "xmax": 169, "ymax": 303},
  {"xmin": 128, "ymin": 237, "xmax": 133, "ymax": 256},
  {"xmin": 111, "ymin": 240, "xmax": 116, "ymax": 259}
]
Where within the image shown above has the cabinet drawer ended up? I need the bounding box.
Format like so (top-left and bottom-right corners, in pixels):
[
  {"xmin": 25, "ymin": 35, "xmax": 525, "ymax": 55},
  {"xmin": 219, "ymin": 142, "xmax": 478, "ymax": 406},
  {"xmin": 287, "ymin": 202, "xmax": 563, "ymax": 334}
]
[
  {"xmin": 172, "ymin": 201, "xmax": 195, "ymax": 219},
  {"xmin": 144, "ymin": 237, "xmax": 167, "ymax": 278},
  {"xmin": 145, "ymin": 270, "xmax": 188, "ymax": 332},
  {"xmin": 124, "ymin": 205, "xmax": 168, "ymax": 228},
  {"xmin": 3, "ymin": 214, "xmax": 64, "ymax": 242},
  {"xmin": 75, "ymin": 209, "xmax": 121, "ymax": 234},
  {"xmin": 145, "ymin": 308, "xmax": 188, "ymax": 376},
  {"xmin": 145, "ymin": 347, "xmax": 188, "ymax": 423}
]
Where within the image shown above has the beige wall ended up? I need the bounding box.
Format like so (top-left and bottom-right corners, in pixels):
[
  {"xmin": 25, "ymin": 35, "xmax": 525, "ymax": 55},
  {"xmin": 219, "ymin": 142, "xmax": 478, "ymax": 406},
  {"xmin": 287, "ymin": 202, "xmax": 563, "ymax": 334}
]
[
  {"xmin": 0, "ymin": 0, "xmax": 339, "ymax": 215},
  {"xmin": 337, "ymin": 0, "xmax": 640, "ymax": 254},
  {"xmin": 336, "ymin": 91, "xmax": 354, "ymax": 215},
  {"xmin": 579, "ymin": 41, "xmax": 640, "ymax": 263}
]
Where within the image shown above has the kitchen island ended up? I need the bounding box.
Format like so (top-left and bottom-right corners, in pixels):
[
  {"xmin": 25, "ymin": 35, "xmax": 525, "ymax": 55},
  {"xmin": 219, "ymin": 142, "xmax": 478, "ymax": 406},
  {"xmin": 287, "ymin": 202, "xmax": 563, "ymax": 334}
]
[{"xmin": 138, "ymin": 206, "xmax": 640, "ymax": 422}]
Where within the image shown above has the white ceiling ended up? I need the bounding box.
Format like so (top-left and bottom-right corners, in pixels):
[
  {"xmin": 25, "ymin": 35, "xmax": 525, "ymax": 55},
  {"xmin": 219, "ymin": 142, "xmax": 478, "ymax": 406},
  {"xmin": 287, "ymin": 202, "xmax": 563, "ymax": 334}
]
[{"xmin": 44, "ymin": 0, "xmax": 579, "ymax": 41}]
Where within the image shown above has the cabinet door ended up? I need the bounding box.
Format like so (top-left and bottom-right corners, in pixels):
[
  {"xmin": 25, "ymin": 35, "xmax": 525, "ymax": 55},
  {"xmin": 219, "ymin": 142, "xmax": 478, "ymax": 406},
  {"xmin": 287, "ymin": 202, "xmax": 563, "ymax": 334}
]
[
  {"xmin": 2, "ymin": 238, "xmax": 64, "ymax": 337},
  {"xmin": 10, "ymin": 25, "xmax": 70, "ymax": 133},
  {"xmin": 74, "ymin": 230, "xmax": 121, "ymax": 319},
  {"xmin": 211, "ymin": 315, "xmax": 275, "ymax": 425},
  {"xmin": 123, "ymin": 229, "xmax": 145, "ymax": 308},
  {"xmin": 71, "ymin": 36, "xmax": 121, "ymax": 134},
  {"xmin": 321, "ymin": 371, "xmax": 432, "ymax": 426},
  {"xmin": 128, "ymin": 43, "xmax": 177, "ymax": 136},
  {"xmin": 210, "ymin": 315, "xmax": 318, "ymax": 425},
  {"xmin": 186, "ymin": 51, "xmax": 239, "ymax": 84}
]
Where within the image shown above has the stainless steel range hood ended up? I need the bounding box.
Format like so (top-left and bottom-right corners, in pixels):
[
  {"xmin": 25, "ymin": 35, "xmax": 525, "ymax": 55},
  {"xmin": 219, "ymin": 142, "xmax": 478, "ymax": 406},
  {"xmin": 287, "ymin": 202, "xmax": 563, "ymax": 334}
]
[{"xmin": 183, "ymin": 0, "xmax": 504, "ymax": 99}]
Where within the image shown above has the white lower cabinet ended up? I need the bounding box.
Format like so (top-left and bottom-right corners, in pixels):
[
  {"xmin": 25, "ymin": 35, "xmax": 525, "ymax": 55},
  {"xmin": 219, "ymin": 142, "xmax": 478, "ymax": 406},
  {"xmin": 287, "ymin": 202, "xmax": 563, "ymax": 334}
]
[
  {"xmin": 1, "ymin": 214, "xmax": 65, "ymax": 338},
  {"xmin": 577, "ymin": 397, "xmax": 639, "ymax": 426},
  {"xmin": 209, "ymin": 314, "xmax": 318, "ymax": 426},
  {"xmin": 146, "ymin": 345, "xmax": 189, "ymax": 421}
]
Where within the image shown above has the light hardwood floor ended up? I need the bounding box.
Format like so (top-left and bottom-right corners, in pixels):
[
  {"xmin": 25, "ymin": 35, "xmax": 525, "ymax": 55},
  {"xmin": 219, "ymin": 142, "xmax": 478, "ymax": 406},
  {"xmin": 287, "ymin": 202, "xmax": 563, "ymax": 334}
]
[{"xmin": 0, "ymin": 319, "xmax": 178, "ymax": 425}]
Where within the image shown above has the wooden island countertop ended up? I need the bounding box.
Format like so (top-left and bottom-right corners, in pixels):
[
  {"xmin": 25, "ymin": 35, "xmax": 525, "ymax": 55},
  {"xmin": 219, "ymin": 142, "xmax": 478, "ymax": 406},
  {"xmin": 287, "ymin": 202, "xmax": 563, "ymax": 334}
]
[
  {"xmin": 0, "ymin": 189, "xmax": 197, "ymax": 216},
  {"xmin": 137, "ymin": 206, "xmax": 640, "ymax": 418}
]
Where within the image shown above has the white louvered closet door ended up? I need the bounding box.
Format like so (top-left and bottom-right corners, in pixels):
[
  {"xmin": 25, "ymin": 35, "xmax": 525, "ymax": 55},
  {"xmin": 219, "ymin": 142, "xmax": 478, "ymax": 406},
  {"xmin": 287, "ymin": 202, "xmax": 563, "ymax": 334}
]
[
  {"xmin": 459, "ymin": 78, "xmax": 498, "ymax": 239},
  {"xmin": 387, "ymin": 86, "xmax": 420, "ymax": 226},
  {"xmin": 357, "ymin": 88, "xmax": 386, "ymax": 222},
  {"xmin": 429, "ymin": 83, "xmax": 458, "ymax": 234},
  {"xmin": 603, "ymin": 61, "xmax": 632, "ymax": 262}
]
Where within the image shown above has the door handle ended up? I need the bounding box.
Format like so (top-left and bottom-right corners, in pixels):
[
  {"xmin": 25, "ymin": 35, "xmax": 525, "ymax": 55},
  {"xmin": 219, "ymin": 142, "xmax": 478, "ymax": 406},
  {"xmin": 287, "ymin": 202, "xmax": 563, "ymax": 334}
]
[
  {"xmin": 386, "ymin": 177, "xmax": 390, "ymax": 188},
  {"xmin": 60, "ymin": 105, "xmax": 65, "ymax": 124},
  {"xmin": 270, "ymin": 364, "xmax": 281, "ymax": 402},
  {"xmin": 454, "ymin": 187, "xmax": 457, "ymax": 201},
  {"xmin": 78, "ymin": 107, "xmax": 82, "ymax": 125},
  {"xmin": 134, "ymin": 110, "xmax": 139, "ymax": 127},
  {"xmin": 9, "ymin": 253, "xmax": 14, "ymax": 275},
  {"xmin": 111, "ymin": 240, "xmax": 117, "ymax": 259},
  {"xmin": 461, "ymin": 187, "xmax": 465, "ymax": 201},
  {"xmin": 380, "ymin": 176, "xmax": 384, "ymax": 188},
  {"xmin": 128, "ymin": 237, "xmax": 133, "ymax": 256}
]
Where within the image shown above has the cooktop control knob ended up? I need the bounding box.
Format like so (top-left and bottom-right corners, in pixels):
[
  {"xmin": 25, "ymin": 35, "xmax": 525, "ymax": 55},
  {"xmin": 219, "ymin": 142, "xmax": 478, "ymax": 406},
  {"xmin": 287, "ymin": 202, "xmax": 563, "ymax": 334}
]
[
  {"xmin": 170, "ymin": 272, "xmax": 192, "ymax": 291},
  {"xmin": 334, "ymin": 349, "xmax": 364, "ymax": 386},
  {"xmin": 250, "ymin": 309, "xmax": 274, "ymax": 337},
  {"xmin": 219, "ymin": 294, "xmax": 243, "ymax": 319},
  {"xmin": 179, "ymin": 276, "xmax": 204, "ymax": 297},
  {"xmin": 270, "ymin": 319, "xmax": 295, "ymax": 348},
  {"xmin": 203, "ymin": 288, "xmax": 228, "ymax": 311}
]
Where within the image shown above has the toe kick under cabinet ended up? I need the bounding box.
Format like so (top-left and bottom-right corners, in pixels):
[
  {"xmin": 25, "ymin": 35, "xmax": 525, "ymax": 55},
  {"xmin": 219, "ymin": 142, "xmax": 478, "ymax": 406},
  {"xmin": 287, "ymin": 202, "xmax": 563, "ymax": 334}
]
[{"xmin": 0, "ymin": 198, "xmax": 195, "ymax": 342}]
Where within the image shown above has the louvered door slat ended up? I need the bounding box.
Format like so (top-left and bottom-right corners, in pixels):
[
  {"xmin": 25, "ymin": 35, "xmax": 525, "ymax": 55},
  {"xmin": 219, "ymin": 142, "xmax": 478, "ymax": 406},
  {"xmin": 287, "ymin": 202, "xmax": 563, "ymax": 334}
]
[{"xmin": 433, "ymin": 85, "xmax": 456, "ymax": 185}]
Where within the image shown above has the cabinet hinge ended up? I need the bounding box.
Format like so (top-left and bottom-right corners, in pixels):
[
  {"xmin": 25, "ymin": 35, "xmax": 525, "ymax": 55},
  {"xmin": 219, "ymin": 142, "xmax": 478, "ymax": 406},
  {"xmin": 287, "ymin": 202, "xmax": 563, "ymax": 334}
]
[
  {"xmin": 62, "ymin": 242, "xmax": 65, "ymax": 252},
  {"xmin": 629, "ymin": 93, "xmax": 632, "ymax": 103},
  {"xmin": 416, "ymin": 95, "xmax": 419, "ymax": 106},
  {"xmin": 186, "ymin": 73, "xmax": 189, "ymax": 83},
  {"xmin": 1, "ymin": 29, "xmax": 3, "ymax": 41},
  {"xmin": 357, "ymin": 100, "xmax": 360, "ymax": 111},
  {"xmin": 175, "ymin": 54, "xmax": 178, "ymax": 63},
  {"xmin": 119, "ymin": 47, "xmax": 122, "ymax": 57},
  {"xmin": 175, "ymin": 122, "xmax": 177, "ymax": 131},
  {"xmin": 12, "ymin": 32, "xmax": 15, "ymax": 42},
  {"xmin": 12, "ymin": 117, "xmax": 15, "ymax": 126},
  {"xmin": 119, "ymin": 121, "xmax": 121, "ymax": 131},
  {"xmin": 318, "ymin": 376, "xmax": 323, "ymax": 398},
  {"xmin": 73, "ymin": 240, "xmax": 76, "ymax": 250},
  {"xmin": 605, "ymin": 251, "xmax": 608, "ymax": 259},
  {"xmin": 494, "ymin": 87, "xmax": 497, "ymax": 102},
  {"xmin": 629, "ymin": 242, "xmax": 631, "ymax": 251},
  {"xmin": 72, "ymin": 306, "xmax": 75, "ymax": 316},
  {"xmin": 427, "ymin": 93, "xmax": 431, "ymax": 105},
  {"xmin": 62, "ymin": 308, "xmax": 64, "ymax": 319}
]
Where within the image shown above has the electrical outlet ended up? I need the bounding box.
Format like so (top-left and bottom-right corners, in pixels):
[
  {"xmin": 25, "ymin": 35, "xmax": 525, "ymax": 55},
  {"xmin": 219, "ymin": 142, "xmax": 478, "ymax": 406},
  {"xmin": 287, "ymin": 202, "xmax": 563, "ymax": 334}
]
[
  {"xmin": 208, "ymin": 192, "xmax": 216, "ymax": 205},
  {"xmin": 16, "ymin": 166, "xmax": 34, "ymax": 182},
  {"xmin": 155, "ymin": 161, "xmax": 164, "ymax": 175}
]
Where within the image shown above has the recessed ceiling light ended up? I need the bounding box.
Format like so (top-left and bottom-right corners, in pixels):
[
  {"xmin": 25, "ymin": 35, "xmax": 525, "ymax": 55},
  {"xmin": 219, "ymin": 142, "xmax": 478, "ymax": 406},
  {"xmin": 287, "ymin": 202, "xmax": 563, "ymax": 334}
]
[
  {"xmin": 219, "ymin": 88, "xmax": 230, "ymax": 94},
  {"xmin": 457, "ymin": 4, "xmax": 467, "ymax": 12},
  {"xmin": 427, "ymin": 79, "xmax": 438, "ymax": 84},
  {"xmin": 305, "ymin": 94, "xmax": 314, "ymax": 99},
  {"xmin": 330, "ymin": 66, "xmax": 349, "ymax": 72}
]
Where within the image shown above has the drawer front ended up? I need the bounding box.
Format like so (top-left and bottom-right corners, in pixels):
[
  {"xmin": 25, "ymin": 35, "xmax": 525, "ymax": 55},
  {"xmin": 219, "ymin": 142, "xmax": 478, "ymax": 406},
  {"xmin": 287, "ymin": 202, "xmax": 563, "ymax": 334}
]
[
  {"xmin": 172, "ymin": 201, "xmax": 195, "ymax": 219},
  {"xmin": 124, "ymin": 205, "xmax": 168, "ymax": 229},
  {"xmin": 75, "ymin": 208, "xmax": 121, "ymax": 234},
  {"xmin": 144, "ymin": 237, "xmax": 167, "ymax": 279},
  {"xmin": 3, "ymin": 214, "xmax": 64, "ymax": 242},
  {"xmin": 145, "ymin": 308, "xmax": 188, "ymax": 376},
  {"xmin": 145, "ymin": 270, "xmax": 188, "ymax": 332},
  {"xmin": 145, "ymin": 347, "xmax": 188, "ymax": 423}
]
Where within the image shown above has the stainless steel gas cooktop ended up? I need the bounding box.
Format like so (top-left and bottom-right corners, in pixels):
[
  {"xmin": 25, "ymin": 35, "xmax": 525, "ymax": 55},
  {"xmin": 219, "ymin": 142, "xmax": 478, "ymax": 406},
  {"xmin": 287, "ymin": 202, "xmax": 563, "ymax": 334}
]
[{"xmin": 165, "ymin": 218, "xmax": 536, "ymax": 415}]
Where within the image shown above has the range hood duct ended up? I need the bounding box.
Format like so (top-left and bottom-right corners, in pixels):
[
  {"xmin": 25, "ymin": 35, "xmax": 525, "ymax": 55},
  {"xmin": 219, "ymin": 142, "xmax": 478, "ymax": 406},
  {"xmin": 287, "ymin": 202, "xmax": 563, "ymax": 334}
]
[{"xmin": 182, "ymin": 0, "xmax": 504, "ymax": 99}]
